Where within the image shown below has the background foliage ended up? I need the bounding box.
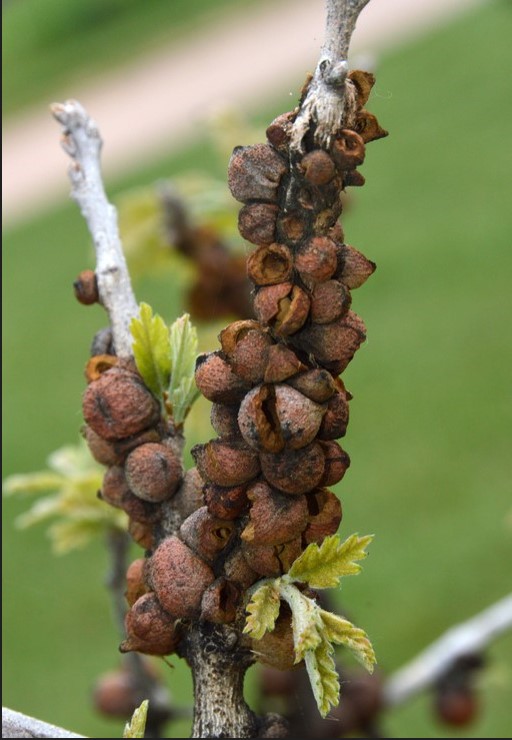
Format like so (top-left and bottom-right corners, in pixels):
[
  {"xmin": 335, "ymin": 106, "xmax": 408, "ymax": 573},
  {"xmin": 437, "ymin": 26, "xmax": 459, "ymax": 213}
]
[{"xmin": 3, "ymin": 1, "xmax": 512, "ymax": 737}]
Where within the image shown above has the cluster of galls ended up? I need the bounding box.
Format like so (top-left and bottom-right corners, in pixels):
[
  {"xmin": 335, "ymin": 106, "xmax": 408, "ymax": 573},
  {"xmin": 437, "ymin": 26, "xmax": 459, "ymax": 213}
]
[
  {"xmin": 80, "ymin": 69, "xmax": 386, "ymax": 667},
  {"xmin": 80, "ymin": 352, "xmax": 203, "ymax": 655},
  {"xmin": 187, "ymin": 70, "xmax": 386, "ymax": 667}
]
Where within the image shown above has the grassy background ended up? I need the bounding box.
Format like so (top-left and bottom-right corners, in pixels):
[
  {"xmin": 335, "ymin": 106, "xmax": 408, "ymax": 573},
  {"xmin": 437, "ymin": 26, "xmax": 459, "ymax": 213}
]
[
  {"xmin": 3, "ymin": 0, "xmax": 512, "ymax": 737},
  {"xmin": 2, "ymin": 0, "xmax": 256, "ymax": 116}
]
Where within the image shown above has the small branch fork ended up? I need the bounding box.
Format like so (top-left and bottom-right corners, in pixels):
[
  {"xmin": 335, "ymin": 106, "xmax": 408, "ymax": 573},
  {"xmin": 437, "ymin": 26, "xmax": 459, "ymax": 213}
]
[
  {"xmin": 384, "ymin": 593, "xmax": 512, "ymax": 706},
  {"xmin": 4, "ymin": 595, "xmax": 511, "ymax": 737},
  {"xmin": 1, "ymin": 707, "xmax": 86, "ymax": 739},
  {"xmin": 291, "ymin": 0, "xmax": 370, "ymax": 151},
  {"xmin": 51, "ymin": 100, "xmax": 138, "ymax": 358}
]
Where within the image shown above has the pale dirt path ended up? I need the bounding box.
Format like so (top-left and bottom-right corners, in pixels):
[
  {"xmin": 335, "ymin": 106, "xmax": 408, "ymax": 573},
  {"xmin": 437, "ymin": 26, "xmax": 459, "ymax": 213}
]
[{"xmin": 3, "ymin": 0, "xmax": 482, "ymax": 226}]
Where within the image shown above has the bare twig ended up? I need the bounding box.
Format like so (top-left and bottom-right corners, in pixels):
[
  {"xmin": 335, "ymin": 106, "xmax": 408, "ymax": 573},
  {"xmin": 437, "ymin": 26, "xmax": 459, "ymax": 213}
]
[
  {"xmin": 384, "ymin": 593, "xmax": 512, "ymax": 707},
  {"xmin": 291, "ymin": 0, "xmax": 371, "ymax": 150},
  {"xmin": 105, "ymin": 528, "xmax": 132, "ymax": 637},
  {"xmin": 2, "ymin": 707, "xmax": 86, "ymax": 739},
  {"xmin": 51, "ymin": 100, "xmax": 138, "ymax": 357}
]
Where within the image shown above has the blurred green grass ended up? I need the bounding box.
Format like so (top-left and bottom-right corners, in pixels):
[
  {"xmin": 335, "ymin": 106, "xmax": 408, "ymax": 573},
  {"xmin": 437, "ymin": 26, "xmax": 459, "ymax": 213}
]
[
  {"xmin": 2, "ymin": 0, "xmax": 255, "ymax": 116},
  {"xmin": 3, "ymin": 0, "xmax": 512, "ymax": 737}
]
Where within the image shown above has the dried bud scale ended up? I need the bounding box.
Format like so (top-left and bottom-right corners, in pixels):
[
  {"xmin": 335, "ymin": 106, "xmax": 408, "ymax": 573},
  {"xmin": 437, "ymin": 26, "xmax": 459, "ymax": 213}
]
[{"xmin": 73, "ymin": 269, "xmax": 99, "ymax": 305}]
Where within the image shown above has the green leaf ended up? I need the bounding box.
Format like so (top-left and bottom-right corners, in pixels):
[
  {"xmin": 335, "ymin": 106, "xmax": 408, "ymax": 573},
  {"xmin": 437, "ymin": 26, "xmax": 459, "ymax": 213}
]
[
  {"xmin": 123, "ymin": 699, "xmax": 149, "ymax": 738},
  {"xmin": 288, "ymin": 533, "xmax": 373, "ymax": 589},
  {"xmin": 279, "ymin": 582, "xmax": 324, "ymax": 663},
  {"xmin": 130, "ymin": 302, "xmax": 171, "ymax": 400},
  {"xmin": 167, "ymin": 313, "xmax": 200, "ymax": 426},
  {"xmin": 319, "ymin": 609, "xmax": 376, "ymax": 673},
  {"xmin": 304, "ymin": 635, "xmax": 340, "ymax": 718},
  {"xmin": 243, "ymin": 581, "xmax": 281, "ymax": 640},
  {"xmin": 49, "ymin": 516, "xmax": 126, "ymax": 555},
  {"xmin": 2, "ymin": 439, "xmax": 126, "ymax": 553},
  {"xmin": 3, "ymin": 472, "xmax": 66, "ymax": 495},
  {"xmin": 256, "ymin": 576, "xmax": 376, "ymax": 717}
]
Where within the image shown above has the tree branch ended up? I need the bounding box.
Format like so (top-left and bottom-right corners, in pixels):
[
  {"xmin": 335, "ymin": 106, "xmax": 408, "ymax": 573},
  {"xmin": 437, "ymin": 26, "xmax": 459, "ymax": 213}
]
[
  {"xmin": 384, "ymin": 593, "xmax": 512, "ymax": 707},
  {"xmin": 291, "ymin": 0, "xmax": 371, "ymax": 150},
  {"xmin": 1, "ymin": 707, "xmax": 86, "ymax": 739},
  {"xmin": 51, "ymin": 100, "xmax": 138, "ymax": 357}
]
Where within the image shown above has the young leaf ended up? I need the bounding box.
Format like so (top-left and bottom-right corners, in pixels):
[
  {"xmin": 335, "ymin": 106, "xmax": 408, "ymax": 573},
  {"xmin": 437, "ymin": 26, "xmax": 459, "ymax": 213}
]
[
  {"xmin": 278, "ymin": 582, "xmax": 323, "ymax": 663},
  {"xmin": 319, "ymin": 609, "xmax": 376, "ymax": 674},
  {"xmin": 130, "ymin": 302, "xmax": 171, "ymax": 400},
  {"xmin": 304, "ymin": 635, "xmax": 340, "ymax": 718},
  {"xmin": 167, "ymin": 313, "xmax": 200, "ymax": 425},
  {"xmin": 243, "ymin": 581, "xmax": 281, "ymax": 640},
  {"xmin": 123, "ymin": 699, "xmax": 149, "ymax": 738},
  {"xmin": 2, "ymin": 440, "xmax": 126, "ymax": 553},
  {"xmin": 3, "ymin": 472, "xmax": 66, "ymax": 495},
  {"xmin": 288, "ymin": 533, "xmax": 373, "ymax": 588}
]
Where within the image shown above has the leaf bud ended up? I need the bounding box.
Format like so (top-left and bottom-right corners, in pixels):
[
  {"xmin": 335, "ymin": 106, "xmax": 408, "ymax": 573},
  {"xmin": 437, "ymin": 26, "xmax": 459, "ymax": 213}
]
[{"xmin": 73, "ymin": 269, "xmax": 99, "ymax": 305}]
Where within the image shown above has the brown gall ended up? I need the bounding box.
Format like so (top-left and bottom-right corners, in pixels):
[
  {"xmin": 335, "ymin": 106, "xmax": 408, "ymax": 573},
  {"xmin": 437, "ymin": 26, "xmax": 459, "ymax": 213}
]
[
  {"xmin": 82, "ymin": 365, "xmax": 161, "ymax": 442},
  {"xmin": 149, "ymin": 536, "xmax": 215, "ymax": 618},
  {"xmin": 192, "ymin": 439, "xmax": 260, "ymax": 487},
  {"xmin": 179, "ymin": 506, "xmax": 235, "ymax": 564},
  {"xmin": 260, "ymin": 442, "xmax": 325, "ymax": 495},
  {"xmin": 228, "ymin": 144, "xmax": 287, "ymax": 204},
  {"xmin": 238, "ymin": 202, "xmax": 278, "ymax": 246},
  {"xmin": 241, "ymin": 481, "xmax": 308, "ymax": 546}
]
